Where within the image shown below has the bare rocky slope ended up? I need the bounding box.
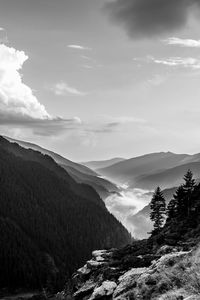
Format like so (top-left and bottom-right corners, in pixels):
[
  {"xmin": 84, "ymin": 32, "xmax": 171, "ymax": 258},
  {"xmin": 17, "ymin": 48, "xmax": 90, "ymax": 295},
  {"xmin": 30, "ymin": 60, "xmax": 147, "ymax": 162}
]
[{"xmin": 64, "ymin": 240, "xmax": 200, "ymax": 300}]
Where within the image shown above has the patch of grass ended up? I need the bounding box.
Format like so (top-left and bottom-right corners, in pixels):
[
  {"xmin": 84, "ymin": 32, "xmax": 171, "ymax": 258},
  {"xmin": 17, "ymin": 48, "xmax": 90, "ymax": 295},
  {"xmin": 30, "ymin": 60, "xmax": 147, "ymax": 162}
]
[{"xmin": 136, "ymin": 246, "xmax": 200, "ymax": 299}]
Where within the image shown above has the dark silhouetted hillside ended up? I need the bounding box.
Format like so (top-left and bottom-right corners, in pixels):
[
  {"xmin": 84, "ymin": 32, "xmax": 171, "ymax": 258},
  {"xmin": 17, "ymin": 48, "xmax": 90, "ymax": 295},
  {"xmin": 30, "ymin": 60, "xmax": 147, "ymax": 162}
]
[
  {"xmin": 5, "ymin": 136, "xmax": 118, "ymax": 199},
  {"xmin": 0, "ymin": 137, "xmax": 131, "ymax": 292}
]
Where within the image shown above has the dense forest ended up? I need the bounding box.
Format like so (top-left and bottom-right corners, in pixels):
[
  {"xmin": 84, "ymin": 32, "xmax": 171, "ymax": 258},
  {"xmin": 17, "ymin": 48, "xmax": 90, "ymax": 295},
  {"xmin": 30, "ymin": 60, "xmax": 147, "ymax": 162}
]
[{"xmin": 0, "ymin": 136, "xmax": 131, "ymax": 293}]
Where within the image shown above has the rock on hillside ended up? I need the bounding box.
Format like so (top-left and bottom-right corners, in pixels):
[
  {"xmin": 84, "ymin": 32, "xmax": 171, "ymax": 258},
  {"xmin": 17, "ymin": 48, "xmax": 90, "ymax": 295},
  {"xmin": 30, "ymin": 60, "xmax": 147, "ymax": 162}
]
[{"xmin": 64, "ymin": 242, "xmax": 200, "ymax": 300}]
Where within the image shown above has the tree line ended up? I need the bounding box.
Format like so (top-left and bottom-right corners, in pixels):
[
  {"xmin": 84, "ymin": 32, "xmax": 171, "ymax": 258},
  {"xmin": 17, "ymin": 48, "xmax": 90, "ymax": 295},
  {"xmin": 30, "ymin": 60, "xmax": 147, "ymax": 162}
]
[{"xmin": 150, "ymin": 169, "xmax": 198, "ymax": 235}]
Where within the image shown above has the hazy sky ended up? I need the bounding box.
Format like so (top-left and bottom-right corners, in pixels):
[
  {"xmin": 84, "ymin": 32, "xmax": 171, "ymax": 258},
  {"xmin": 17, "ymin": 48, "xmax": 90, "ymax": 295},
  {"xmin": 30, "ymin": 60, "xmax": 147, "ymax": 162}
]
[{"xmin": 1, "ymin": 0, "xmax": 200, "ymax": 161}]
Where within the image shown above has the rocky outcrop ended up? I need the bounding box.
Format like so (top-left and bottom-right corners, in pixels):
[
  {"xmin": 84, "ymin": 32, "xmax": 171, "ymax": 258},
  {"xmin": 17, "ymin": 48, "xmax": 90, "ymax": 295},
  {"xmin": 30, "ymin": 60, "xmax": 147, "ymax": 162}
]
[{"xmin": 64, "ymin": 241, "xmax": 192, "ymax": 300}]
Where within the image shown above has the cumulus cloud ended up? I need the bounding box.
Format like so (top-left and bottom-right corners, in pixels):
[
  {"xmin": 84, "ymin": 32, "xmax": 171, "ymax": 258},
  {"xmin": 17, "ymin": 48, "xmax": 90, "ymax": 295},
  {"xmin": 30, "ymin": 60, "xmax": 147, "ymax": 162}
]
[
  {"xmin": 105, "ymin": 0, "xmax": 200, "ymax": 38},
  {"xmin": 67, "ymin": 44, "xmax": 92, "ymax": 50},
  {"xmin": 0, "ymin": 27, "xmax": 5, "ymax": 31},
  {"xmin": 0, "ymin": 44, "xmax": 50, "ymax": 120},
  {"xmin": 0, "ymin": 44, "xmax": 83, "ymax": 136},
  {"xmin": 151, "ymin": 56, "xmax": 200, "ymax": 69},
  {"xmin": 52, "ymin": 81, "xmax": 86, "ymax": 96},
  {"xmin": 164, "ymin": 37, "xmax": 200, "ymax": 47}
]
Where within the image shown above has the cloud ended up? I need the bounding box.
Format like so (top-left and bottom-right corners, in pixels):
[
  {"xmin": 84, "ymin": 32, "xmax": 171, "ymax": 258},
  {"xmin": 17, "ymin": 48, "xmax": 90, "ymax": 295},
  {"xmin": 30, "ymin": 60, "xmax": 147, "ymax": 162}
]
[
  {"xmin": 105, "ymin": 0, "xmax": 200, "ymax": 39},
  {"xmin": 0, "ymin": 44, "xmax": 83, "ymax": 136},
  {"xmin": 0, "ymin": 27, "xmax": 5, "ymax": 31},
  {"xmin": 84, "ymin": 115, "xmax": 146, "ymax": 134},
  {"xmin": 82, "ymin": 64, "xmax": 93, "ymax": 69},
  {"xmin": 52, "ymin": 81, "xmax": 87, "ymax": 96},
  {"xmin": 113, "ymin": 116, "xmax": 146, "ymax": 124},
  {"xmin": 148, "ymin": 74, "xmax": 167, "ymax": 86},
  {"xmin": 80, "ymin": 55, "xmax": 102, "ymax": 69},
  {"xmin": 151, "ymin": 56, "xmax": 200, "ymax": 69},
  {"xmin": 0, "ymin": 113, "xmax": 82, "ymax": 136},
  {"xmin": 164, "ymin": 37, "xmax": 200, "ymax": 47},
  {"xmin": 67, "ymin": 44, "xmax": 92, "ymax": 50},
  {"xmin": 0, "ymin": 44, "xmax": 50, "ymax": 120}
]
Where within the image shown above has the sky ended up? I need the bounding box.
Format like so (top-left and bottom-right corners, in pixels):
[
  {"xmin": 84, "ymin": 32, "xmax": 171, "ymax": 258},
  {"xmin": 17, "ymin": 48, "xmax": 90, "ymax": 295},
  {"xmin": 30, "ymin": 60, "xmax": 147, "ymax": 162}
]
[{"xmin": 1, "ymin": 0, "xmax": 200, "ymax": 161}]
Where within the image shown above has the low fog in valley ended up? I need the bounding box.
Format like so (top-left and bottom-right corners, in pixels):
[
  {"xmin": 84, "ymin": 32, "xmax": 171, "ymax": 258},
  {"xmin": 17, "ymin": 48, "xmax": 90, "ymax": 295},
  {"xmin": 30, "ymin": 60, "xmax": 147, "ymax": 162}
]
[{"xmin": 105, "ymin": 187, "xmax": 153, "ymax": 238}]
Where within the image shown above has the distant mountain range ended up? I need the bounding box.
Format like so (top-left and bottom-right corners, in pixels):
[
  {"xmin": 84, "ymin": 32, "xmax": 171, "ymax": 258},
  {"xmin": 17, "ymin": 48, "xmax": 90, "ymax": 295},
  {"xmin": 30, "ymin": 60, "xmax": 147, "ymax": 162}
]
[
  {"xmin": 82, "ymin": 157, "xmax": 125, "ymax": 170},
  {"xmin": 5, "ymin": 136, "xmax": 119, "ymax": 199},
  {"xmin": 135, "ymin": 162, "xmax": 200, "ymax": 190},
  {"xmin": 96, "ymin": 151, "xmax": 200, "ymax": 189},
  {"xmin": 0, "ymin": 136, "xmax": 130, "ymax": 291},
  {"xmin": 86, "ymin": 151, "xmax": 200, "ymax": 239}
]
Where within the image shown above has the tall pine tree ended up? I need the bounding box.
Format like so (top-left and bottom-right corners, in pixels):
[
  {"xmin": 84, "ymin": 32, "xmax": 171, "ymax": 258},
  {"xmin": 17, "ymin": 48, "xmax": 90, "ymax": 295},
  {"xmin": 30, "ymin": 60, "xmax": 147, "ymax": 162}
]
[
  {"xmin": 150, "ymin": 187, "xmax": 166, "ymax": 234},
  {"xmin": 171, "ymin": 185, "xmax": 185, "ymax": 218},
  {"xmin": 183, "ymin": 169, "xmax": 196, "ymax": 216}
]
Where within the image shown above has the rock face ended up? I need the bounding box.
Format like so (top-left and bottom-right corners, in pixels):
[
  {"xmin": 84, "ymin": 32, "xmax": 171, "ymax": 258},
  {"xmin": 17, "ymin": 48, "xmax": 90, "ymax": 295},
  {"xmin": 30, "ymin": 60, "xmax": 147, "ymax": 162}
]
[{"xmin": 65, "ymin": 243, "xmax": 191, "ymax": 300}]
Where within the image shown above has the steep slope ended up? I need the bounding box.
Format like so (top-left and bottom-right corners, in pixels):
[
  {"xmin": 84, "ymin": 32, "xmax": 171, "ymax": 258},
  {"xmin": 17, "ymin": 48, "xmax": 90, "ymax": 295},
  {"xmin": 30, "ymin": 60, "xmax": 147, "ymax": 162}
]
[
  {"xmin": 97, "ymin": 152, "xmax": 189, "ymax": 185},
  {"xmin": 82, "ymin": 158, "xmax": 126, "ymax": 170},
  {"xmin": 62, "ymin": 165, "xmax": 118, "ymax": 199},
  {"xmin": 5, "ymin": 136, "xmax": 119, "ymax": 199},
  {"xmin": 0, "ymin": 137, "xmax": 131, "ymax": 292},
  {"xmin": 5, "ymin": 136, "xmax": 97, "ymax": 176}
]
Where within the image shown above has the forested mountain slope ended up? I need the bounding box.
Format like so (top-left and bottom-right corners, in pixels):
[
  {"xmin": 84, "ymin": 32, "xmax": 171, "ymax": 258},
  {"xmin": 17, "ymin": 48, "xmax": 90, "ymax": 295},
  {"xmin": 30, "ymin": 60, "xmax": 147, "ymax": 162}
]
[
  {"xmin": 0, "ymin": 137, "xmax": 130, "ymax": 292},
  {"xmin": 5, "ymin": 136, "xmax": 119, "ymax": 199}
]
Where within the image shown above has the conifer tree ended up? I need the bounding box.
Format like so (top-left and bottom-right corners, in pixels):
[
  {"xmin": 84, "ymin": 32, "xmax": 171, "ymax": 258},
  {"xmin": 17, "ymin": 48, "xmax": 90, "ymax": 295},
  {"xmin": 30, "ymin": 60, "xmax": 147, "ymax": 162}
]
[
  {"xmin": 173, "ymin": 185, "xmax": 185, "ymax": 217},
  {"xmin": 167, "ymin": 198, "xmax": 177, "ymax": 220},
  {"xmin": 173, "ymin": 170, "xmax": 196, "ymax": 218},
  {"xmin": 150, "ymin": 187, "xmax": 166, "ymax": 234},
  {"xmin": 182, "ymin": 170, "xmax": 195, "ymax": 216},
  {"xmin": 183, "ymin": 169, "xmax": 196, "ymax": 191}
]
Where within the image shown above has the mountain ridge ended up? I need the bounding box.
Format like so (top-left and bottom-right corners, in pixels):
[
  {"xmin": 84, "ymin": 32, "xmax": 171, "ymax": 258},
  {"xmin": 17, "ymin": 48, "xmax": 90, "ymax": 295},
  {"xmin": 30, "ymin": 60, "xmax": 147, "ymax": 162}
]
[
  {"xmin": 82, "ymin": 157, "xmax": 126, "ymax": 170},
  {"xmin": 97, "ymin": 151, "xmax": 200, "ymax": 187},
  {"xmin": 4, "ymin": 136, "xmax": 119, "ymax": 199}
]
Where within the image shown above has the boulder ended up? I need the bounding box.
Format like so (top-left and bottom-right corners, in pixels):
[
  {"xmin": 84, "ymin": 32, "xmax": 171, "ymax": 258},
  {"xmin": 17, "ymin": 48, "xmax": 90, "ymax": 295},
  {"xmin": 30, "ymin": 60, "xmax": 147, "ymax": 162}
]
[{"xmin": 89, "ymin": 281, "xmax": 117, "ymax": 300}]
